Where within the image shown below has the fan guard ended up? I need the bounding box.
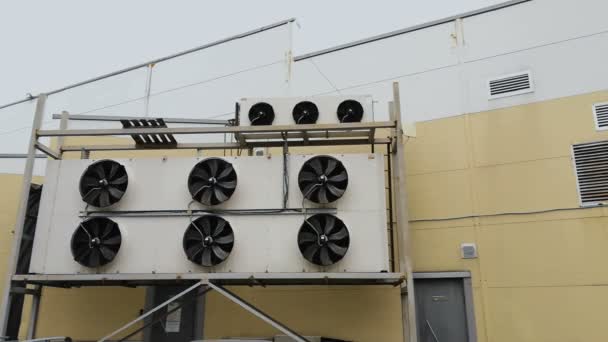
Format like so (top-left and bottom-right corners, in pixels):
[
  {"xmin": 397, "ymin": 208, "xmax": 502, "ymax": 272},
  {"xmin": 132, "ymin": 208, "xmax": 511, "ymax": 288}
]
[
  {"xmin": 71, "ymin": 217, "xmax": 122, "ymax": 268},
  {"xmin": 188, "ymin": 158, "xmax": 237, "ymax": 206},
  {"xmin": 337, "ymin": 100, "xmax": 364, "ymax": 123},
  {"xmin": 79, "ymin": 160, "xmax": 128, "ymax": 208},
  {"xmin": 298, "ymin": 214, "xmax": 350, "ymax": 266},
  {"xmin": 183, "ymin": 215, "xmax": 235, "ymax": 266},
  {"xmin": 248, "ymin": 102, "xmax": 275, "ymax": 125},
  {"xmin": 298, "ymin": 156, "xmax": 348, "ymax": 204},
  {"xmin": 292, "ymin": 101, "xmax": 319, "ymax": 124}
]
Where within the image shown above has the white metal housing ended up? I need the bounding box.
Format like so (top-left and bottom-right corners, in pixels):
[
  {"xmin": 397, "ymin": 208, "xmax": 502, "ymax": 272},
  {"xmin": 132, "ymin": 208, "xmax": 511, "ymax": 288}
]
[
  {"xmin": 238, "ymin": 96, "xmax": 374, "ymax": 126},
  {"xmin": 30, "ymin": 154, "xmax": 389, "ymax": 275}
]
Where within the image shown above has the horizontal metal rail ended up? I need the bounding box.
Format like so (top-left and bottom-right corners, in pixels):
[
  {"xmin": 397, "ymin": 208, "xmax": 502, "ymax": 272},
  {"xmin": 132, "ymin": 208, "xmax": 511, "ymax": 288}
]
[
  {"xmin": 51, "ymin": 113, "xmax": 230, "ymax": 125},
  {"xmin": 80, "ymin": 207, "xmax": 337, "ymax": 218},
  {"xmin": 0, "ymin": 18, "xmax": 295, "ymax": 111},
  {"xmin": 0, "ymin": 154, "xmax": 47, "ymax": 159},
  {"xmin": 38, "ymin": 121, "xmax": 396, "ymax": 137}
]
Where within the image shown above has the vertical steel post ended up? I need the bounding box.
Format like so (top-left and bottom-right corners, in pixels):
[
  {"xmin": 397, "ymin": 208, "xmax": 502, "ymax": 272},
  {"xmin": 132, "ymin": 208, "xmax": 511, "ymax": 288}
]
[
  {"xmin": 0, "ymin": 95, "xmax": 47, "ymax": 340},
  {"xmin": 143, "ymin": 64, "xmax": 154, "ymax": 117},
  {"xmin": 25, "ymin": 285, "xmax": 41, "ymax": 339},
  {"xmin": 390, "ymin": 82, "xmax": 418, "ymax": 342}
]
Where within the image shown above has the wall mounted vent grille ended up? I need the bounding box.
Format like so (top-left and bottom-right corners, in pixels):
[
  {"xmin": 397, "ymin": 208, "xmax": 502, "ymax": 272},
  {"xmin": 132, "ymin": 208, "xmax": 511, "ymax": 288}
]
[
  {"xmin": 593, "ymin": 103, "xmax": 608, "ymax": 130},
  {"xmin": 488, "ymin": 71, "xmax": 533, "ymax": 99},
  {"xmin": 573, "ymin": 140, "xmax": 608, "ymax": 206}
]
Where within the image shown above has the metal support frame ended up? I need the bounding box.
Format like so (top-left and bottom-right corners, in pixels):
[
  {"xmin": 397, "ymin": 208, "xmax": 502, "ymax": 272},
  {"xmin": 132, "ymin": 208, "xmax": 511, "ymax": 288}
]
[
  {"xmin": 208, "ymin": 282, "xmax": 309, "ymax": 342},
  {"xmin": 389, "ymin": 83, "xmax": 418, "ymax": 342},
  {"xmin": 0, "ymin": 95, "xmax": 47, "ymax": 340},
  {"xmin": 0, "ymin": 87, "xmax": 409, "ymax": 341}
]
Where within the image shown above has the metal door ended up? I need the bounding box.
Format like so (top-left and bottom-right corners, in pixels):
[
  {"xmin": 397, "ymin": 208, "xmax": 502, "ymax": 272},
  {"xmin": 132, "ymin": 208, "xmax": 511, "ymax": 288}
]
[{"xmin": 414, "ymin": 278, "xmax": 469, "ymax": 342}]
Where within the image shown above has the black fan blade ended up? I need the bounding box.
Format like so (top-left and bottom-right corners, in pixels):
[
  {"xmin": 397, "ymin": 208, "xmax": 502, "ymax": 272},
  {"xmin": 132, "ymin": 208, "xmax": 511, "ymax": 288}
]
[
  {"xmin": 214, "ymin": 235, "xmax": 234, "ymax": 245},
  {"xmin": 99, "ymin": 190, "xmax": 111, "ymax": 207},
  {"xmin": 201, "ymin": 188, "xmax": 214, "ymax": 205},
  {"xmin": 108, "ymin": 163, "xmax": 119, "ymax": 179},
  {"xmin": 99, "ymin": 245, "xmax": 116, "ymax": 260},
  {"xmin": 213, "ymin": 219, "xmax": 227, "ymax": 237},
  {"xmin": 211, "ymin": 245, "xmax": 229, "ymax": 261},
  {"xmin": 214, "ymin": 187, "xmax": 229, "ymax": 203},
  {"xmin": 327, "ymin": 242, "xmax": 348, "ymax": 256},
  {"xmin": 302, "ymin": 183, "xmax": 320, "ymax": 199},
  {"xmin": 307, "ymin": 216, "xmax": 322, "ymax": 234},
  {"xmin": 191, "ymin": 181, "xmax": 208, "ymax": 199},
  {"xmin": 199, "ymin": 216, "xmax": 212, "ymax": 236},
  {"xmin": 93, "ymin": 164, "xmax": 106, "ymax": 179},
  {"xmin": 82, "ymin": 176, "xmax": 99, "ymax": 187},
  {"xmin": 329, "ymin": 171, "xmax": 348, "ymax": 182},
  {"xmin": 299, "ymin": 171, "xmax": 317, "ymax": 182},
  {"xmin": 208, "ymin": 159, "xmax": 219, "ymax": 177},
  {"xmin": 82, "ymin": 188, "xmax": 101, "ymax": 204},
  {"xmin": 88, "ymin": 248, "xmax": 101, "ymax": 267},
  {"xmin": 325, "ymin": 158, "xmax": 338, "ymax": 175},
  {"xmin": 74, "ymin": 233, "xmax": 90, "ymax": 244},
  {"xmin": 326, "ymin": 183, "xmax": 345, "ymax": 198},
  {"xmin": 186, "ymin": 244, "xmax": 204, "ymax": 260},
  {"xmin": 303, "ymin": 244, "xmax": 319, "ymax": 261},
  {"xmin": 309, "ymin": 158, "xmax": 323, "ymax": 175},
  {"xmin": 89, "ymin": 219, "xmax": 100, "ymax": 237},
  {"xmin": 107, "ymin": 187, "xmax": 124, "ymax": 199},
  {"xmin": 298, "ymin": 231, "xmax": 317, "ymax": 244},
  {"xmin": 191, "ymin": 168, "xmax": 210, "ymax": 181},
  {"xmin": 185, "ymin": 228, "xmax": 203, "ymax": 242},
  {"xmin": 320, "ymin": 247, "xmax": 332, "ymax": 266},
  {"xmin": 103, "ymin": 235, "xmax": 121, "ymax": 246},
  {"xmin": 74, "ymin": 246, "xmax": 91, "ymax": 262},
  {"xmin": 323, "ymin": 215, "xmax": 336, "ymax": 235},
  {"xmin": 202, "ymin": 248, "xmax": 213, "ymax": 266},
  {"xmin": 101, "ymin": 221, "xmax": 114, "ymax": 239},
  {"xmin": 217, "ymin": 165, "xmax": 234, "ymax": 180},
  {"xmin": 110, "ymin": 174, "xmax": 128, "ymax": 185},
  {"xmin": 329, "ymin": 228, "xmax": 349, "ymax": 241},
  {"xmin": 317, "ymin": 187, "xmax": 328, "ymax": 204},
  {"xmin": 217, "ymin": 180, "xmax": 236, "ymax": 189}
]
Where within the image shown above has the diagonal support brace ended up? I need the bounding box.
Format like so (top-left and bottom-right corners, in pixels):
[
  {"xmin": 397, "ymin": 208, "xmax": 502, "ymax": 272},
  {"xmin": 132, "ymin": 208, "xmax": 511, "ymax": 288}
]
[{"xmin": 208, "ymin": 282, "xmax": 309, "ymax": 342}]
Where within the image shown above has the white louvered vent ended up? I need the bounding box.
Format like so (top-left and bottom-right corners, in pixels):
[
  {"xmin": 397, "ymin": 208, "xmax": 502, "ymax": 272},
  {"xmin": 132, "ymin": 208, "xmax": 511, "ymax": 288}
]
[
  {"xmin": 573, "ymin": 140, "xmax": 608, "ymax": 206},
  {"xmin": 488, "ymin": 71, "xmax": 534, "ymax": 99},
  {"xmin": 593, "ymin": 103, "xmax": 608, "ymax": 130}
]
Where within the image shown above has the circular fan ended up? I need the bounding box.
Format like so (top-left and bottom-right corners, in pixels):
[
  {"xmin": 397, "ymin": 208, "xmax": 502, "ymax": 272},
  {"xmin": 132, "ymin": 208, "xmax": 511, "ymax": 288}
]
[
  {"xmin": 188, "ymin": 158, "xmax": 237, "ymax": 206},
  {"xmin": 298, "ymin": 156, "xmax": 348, "ymax": 204},
  {"xmin": 71, "ymin": 217, "xmax": 122, "ymax": 268},
  {"xmin": 337, "ymin": 100, "xmax": 364, "ymax": 123},
  {"xmin": 248, "ymin": 102, "xmax": 275, "ymax": 125},
  {"xmin": 183, "ymin": 215, "xmax": 234, "ymax": 267},
  {"xmin": 292, "ymin": 101, "xmax": 319, "ymax": 124},
  {"xmin": 298, "ymin": 214, "xmax": 350, "ymax": 266},
  {"xmin": 79, "ymin": 160, "xmax": 128, "ymax": 208}
]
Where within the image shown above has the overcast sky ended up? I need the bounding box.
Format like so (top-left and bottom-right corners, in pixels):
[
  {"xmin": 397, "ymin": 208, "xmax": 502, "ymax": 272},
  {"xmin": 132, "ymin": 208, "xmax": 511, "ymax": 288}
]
[{"xmin": 0, "ymin": 0, "xmax": 504, "ymax": 105}]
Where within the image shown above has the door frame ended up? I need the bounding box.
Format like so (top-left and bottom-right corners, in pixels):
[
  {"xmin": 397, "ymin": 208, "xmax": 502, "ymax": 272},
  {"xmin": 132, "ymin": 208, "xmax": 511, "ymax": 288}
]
[{"xmin": 413, "ymin": 271, "xmax": 477, "ymax": 342}]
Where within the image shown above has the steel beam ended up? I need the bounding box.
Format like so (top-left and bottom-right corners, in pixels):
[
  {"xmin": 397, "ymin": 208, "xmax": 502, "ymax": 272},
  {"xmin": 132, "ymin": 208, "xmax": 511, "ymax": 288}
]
[
  {"xmin": 37, "ymin": 121, "xmax": 396, "ymax": 137},
  {"xmin": 208, "ymin": 282, "xmax": 309, "ymax": 342},
  {"xmin": 34, "ymin": 143, "xmax": 59, "ymax": 160},
  {"xmin": 0, "ymin": 95, "xmax": 47, "ymax": 340}
]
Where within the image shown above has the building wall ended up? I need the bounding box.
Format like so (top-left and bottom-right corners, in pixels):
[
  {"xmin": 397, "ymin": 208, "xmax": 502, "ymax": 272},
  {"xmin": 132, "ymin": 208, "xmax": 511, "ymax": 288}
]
[{"xmin": 407, "ymin": 89, "xmax": 608, "ymax": 342}]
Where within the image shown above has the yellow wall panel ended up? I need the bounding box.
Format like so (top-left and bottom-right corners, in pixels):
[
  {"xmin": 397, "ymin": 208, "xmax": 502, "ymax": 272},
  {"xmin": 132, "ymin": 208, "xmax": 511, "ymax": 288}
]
[
  {"xmin": 470, "ymin": 90, "xmax": 608, "ymax": 167},
  {"xmin": 406, "ymin": 170, "xmax": 474, "ymax": 220},
  {"xmin": 405, "ymin": 115, "xmax": 469, "ymax": 175},
  {"xmin": 204, "ymin": 286, "xmax": 403, "ymax": 341},
  {"xmin": 473, "ymin": 157, "xmax": 579, "ymax": 213},
  {"xmin": 35, "ymin": 287, "xmax": 145, "ymax": 340},
  {"xmin": 485, "ymin": 286, "xmax": 608, "ymax": 342},
  {"xmin": 411, "ymin": 227, "xmax": 481, "ymax": 285},
  {"xmin": 479, "ymin": 217, "xmax": 608, "ymax": 287}
]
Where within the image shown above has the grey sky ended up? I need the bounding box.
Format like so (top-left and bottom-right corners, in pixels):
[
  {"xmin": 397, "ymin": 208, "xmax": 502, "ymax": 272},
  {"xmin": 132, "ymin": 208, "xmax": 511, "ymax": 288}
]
[{"xmin": 0, "ymin": 0, "xmax": 504, "ymax": 105}]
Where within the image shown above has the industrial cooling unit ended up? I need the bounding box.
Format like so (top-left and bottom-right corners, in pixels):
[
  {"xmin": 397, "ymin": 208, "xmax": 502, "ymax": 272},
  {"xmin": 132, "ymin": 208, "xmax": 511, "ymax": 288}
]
[{"xmin": 29, "ymin": 153, "xmax": 389, "ymax": 275}]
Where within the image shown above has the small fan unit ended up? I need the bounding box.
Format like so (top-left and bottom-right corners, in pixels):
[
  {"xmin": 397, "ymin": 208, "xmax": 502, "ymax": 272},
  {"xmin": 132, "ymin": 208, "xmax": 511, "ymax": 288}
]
[
  {"xmin": 79, "ymin": 159, "xmax": 128, "ymax": 208},
  {"xmin": 292, "ymin": 101, "xmax": 319, "ymax": 124},
  {"xmin": 298, "ymin": 214, "xmax": 350, "ymax": 266},
  {"xmin": 71, "ymin": 217, "xmax": 122, "ymax": 268},
  {"xmin": 298, "ymin": 156, "xmax": 348, "ymax": 204},
  {"xmin": 183, "ymin": 215, "xmax": 235, "ymax": 267},
  {"xmin": 188, "ymin": 158, "xmax": 237, "ymax": 206},
  {"xmin": 248, "ymin": 102, "xmax": 275, "ymax": 126},
  {"xmin": 337, "ymin": 99, "xmax": 364, "ymax": 123}
]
